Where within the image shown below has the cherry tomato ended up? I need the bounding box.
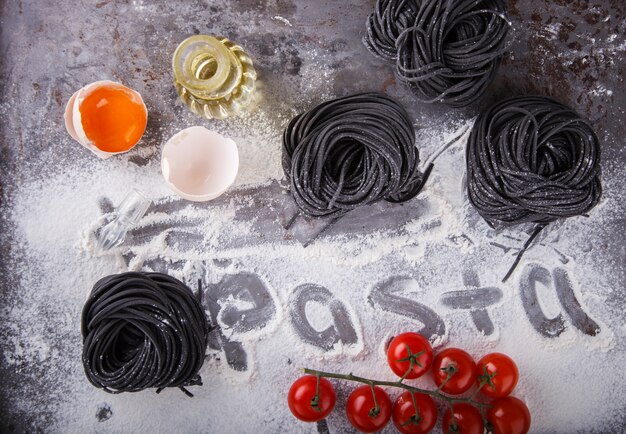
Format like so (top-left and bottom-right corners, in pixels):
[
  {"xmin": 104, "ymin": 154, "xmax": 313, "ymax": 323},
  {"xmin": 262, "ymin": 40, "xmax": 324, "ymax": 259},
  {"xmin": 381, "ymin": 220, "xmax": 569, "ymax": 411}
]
[
  {"xmin": 432, "ymin": 348, "xmax": 476, "ymax": 395},
  {"xmin": 476, "ymin": 353, "xmax": 519, "ymax": 398},
  {"xmin": 387, "ymin": 333, "xmax": 433, "ymax": 379},
  {"xmin": 346, "ymin": 385, "xmax": 392, "ymax": 433},
  {"xmin": 486, "ymin": 396, "xmax": 531, "ymax": 434},
  {"xmin": 392, "ymin": 391, "xmax": 437, "ymax": 434},
  {"xmin": 288, "ymin": 375, "xmax": 336, "ymax": 422},
  {"xmin": 442, "ymin": 403, "xmax": 484, "ymax": 434}
]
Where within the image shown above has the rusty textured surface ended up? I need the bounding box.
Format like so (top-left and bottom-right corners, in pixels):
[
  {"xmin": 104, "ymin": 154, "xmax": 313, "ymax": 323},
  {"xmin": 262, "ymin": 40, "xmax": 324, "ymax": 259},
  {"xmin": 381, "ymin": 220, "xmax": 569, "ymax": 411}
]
[{"xmin": 0, "ymin": 0, "xmax": 624, "ymax": 432}]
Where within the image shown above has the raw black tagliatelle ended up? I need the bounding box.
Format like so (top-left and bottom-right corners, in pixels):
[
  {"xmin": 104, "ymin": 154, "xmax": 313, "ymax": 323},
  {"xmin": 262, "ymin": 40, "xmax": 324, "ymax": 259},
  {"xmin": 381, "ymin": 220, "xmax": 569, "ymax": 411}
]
[
  {"xmin": 364, "ymin": 0, "xmax": 509, "ymax": 107},
  {"xmin": 466, "ymin": 96, "xmax": 602, "ymax": 280},
  {"xmin": 282, "ymin": 92, "xmax": 430, "ymax": 218},
  {"xmin": 81, "ymin": 272, "xmax": 209, "ymax": 396}
]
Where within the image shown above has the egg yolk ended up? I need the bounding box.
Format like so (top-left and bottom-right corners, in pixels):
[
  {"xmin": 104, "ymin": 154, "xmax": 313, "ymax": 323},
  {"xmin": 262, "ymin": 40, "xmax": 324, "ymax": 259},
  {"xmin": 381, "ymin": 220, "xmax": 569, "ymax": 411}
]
[{"xmin": 79, "ymin": 84, "xmax": 147, "ymax": 153}]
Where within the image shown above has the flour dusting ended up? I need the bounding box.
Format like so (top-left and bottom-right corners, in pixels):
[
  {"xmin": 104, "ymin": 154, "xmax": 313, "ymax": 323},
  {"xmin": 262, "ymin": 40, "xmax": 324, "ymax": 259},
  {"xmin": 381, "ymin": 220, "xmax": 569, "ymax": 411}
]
[{"xmin": 1, "ymin": 1, "xmax": 625, "ymax": 433}]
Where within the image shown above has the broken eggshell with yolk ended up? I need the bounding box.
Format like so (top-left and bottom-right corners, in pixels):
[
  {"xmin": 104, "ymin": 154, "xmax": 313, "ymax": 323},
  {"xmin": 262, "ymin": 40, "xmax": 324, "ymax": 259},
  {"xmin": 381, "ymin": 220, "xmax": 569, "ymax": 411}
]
[
  {"xmin": 161, "ymin": 126, "xmax": 239, "ymax": 202},
  {"xmin": 64, "ymin": 80, "xmax": 148, "ymax": 159}
]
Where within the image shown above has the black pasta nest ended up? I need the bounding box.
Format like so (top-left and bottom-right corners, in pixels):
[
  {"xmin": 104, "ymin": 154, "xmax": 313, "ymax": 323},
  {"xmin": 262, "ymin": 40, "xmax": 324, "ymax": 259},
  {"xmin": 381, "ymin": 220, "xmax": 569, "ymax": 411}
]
[
  {"xmin": 282, "ymin": 92, "xmax": 428, "ymax": 217},
  {"xmin": 364, "ymin": 0, "xmax": 509, "ymax": 107},
  {"xmin": 81, "ymin": 272, "xmax": 209, "ymax": 396},
  {"xmin": 466, "ymin": 96, "xmax": 602, "ymax": 226}
]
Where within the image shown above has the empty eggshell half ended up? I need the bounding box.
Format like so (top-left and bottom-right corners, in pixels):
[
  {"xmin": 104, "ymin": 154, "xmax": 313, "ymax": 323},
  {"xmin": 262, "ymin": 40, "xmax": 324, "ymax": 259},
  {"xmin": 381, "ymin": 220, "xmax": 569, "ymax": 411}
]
[
  {"xmin": 161, "ymin": 126, "xmax": 239, "ymax": 202},
  {"xmin": 64, "ymin": 80, "xmax": 147, "ymax": 159}
]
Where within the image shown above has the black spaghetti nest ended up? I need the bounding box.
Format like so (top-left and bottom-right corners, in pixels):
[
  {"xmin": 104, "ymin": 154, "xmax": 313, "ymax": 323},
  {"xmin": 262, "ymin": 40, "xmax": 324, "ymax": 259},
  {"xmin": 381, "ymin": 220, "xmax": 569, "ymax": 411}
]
[
  {"xmin": 364, "ymin": 0, "xmax": 421, "ymax": 61},
  {"xmin": 364, "ymin": 0, "xmax": 509, "ymax": 107},
  {"xmin": 81, "ymin": 272, "xmax": 209, "ymax": 396},
  {"xmin": 466, "ymin": 95, "xmax": 602, "ymax": 226},
  {"xmin": 282, "ymin": 92, "xmax": 428, "ymax": 218}
]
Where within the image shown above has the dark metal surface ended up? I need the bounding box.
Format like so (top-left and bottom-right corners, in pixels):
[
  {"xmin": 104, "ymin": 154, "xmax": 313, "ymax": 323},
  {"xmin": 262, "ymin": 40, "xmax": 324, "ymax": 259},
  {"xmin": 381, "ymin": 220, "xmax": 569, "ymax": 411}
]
[{"xmin": 0, "ymin": 0, "xmax": 624, "ymax": 432}]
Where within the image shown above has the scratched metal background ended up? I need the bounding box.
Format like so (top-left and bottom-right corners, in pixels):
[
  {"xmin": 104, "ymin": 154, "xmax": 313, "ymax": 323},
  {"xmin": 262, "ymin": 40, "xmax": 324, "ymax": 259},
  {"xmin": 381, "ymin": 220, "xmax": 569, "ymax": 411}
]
[{"xmin": 0, "ymin": 0, "xmax": 624, "ymax": 433}]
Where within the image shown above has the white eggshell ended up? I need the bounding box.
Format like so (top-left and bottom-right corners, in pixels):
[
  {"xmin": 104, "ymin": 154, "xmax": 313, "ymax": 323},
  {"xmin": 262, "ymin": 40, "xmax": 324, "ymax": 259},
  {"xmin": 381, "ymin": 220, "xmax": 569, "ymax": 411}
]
[
  {"xmin": 161, "ymin": 126, "xmax": 239, "ymax": 202},
  {"xmin": 63, "ymin": 89, "xmax": 81, "ymax": 142}
]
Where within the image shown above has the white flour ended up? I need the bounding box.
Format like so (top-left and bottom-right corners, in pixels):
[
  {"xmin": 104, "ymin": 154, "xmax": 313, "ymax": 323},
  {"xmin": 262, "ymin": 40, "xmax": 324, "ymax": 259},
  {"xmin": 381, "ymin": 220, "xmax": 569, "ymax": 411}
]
[
  {"xmin": 2, "ymin": 2, "xmax": 625, "ymax": 433},
  {"xmin": 5, "ymin": 93, "xmax": 624, "ymax": 432}
]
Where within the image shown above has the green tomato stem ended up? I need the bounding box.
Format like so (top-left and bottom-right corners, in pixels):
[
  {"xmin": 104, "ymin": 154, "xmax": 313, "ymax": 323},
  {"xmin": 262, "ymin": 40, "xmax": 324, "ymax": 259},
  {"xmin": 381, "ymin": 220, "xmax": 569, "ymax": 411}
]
[
  {"xmin": 368, "ymin": 382, "xmax": 380, "ymax": 417},
  {"xmin": 435, "ymin": 365, "xmax": 457, "ymax": 393},
  {"xmin": 409, "ymin": 391, "xmax": 421, "ymax": 425},
  {"xmin": 302, "ymin": 368, "xmax": 491, "ymax": 408}
]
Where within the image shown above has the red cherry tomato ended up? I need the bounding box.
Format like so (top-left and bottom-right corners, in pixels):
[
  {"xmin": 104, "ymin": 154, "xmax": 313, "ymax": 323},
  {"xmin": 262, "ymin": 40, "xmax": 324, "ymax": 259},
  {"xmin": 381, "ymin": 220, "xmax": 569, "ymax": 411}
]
[
  {"xmin": 346, "ymin": 385, "xmax": 392, "ymax": 433},
  {"xmin": 392, "ymin": 391, "xmax": 437, "ymax": 434},
  {"xmin": 432, "ymin": 348, "xmax": 476, "ymax": 395},
  {"xmin": 287, "ymin": 375, "xmax": 336, "ymax": 422},
  {"xmin": 442, "ymin": 403, "xmax": 484, "ymax": 434},
  {"xmin": 487, "ymin": 396, "xmax": 531, "ymax": 434},
  {"xmin": 476, "ymin": 353, "xmax": 519, "ymax": 398},
  {"xmin": 387, "ymin": 333, "xmax": 433, "ymax": 379}
]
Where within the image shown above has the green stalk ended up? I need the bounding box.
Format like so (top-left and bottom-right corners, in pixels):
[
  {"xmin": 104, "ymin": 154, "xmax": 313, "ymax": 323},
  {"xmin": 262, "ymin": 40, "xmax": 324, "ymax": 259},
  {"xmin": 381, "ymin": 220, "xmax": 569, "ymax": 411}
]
[{"xmin": 303, "ymin": 368, "xmax": 490, "ymax": 408}]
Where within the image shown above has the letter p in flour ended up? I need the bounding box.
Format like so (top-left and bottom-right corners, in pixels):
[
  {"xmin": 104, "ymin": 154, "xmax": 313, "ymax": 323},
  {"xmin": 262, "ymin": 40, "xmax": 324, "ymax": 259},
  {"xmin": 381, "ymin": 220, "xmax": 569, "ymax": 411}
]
[{"xmin": 204, "ymin": 272, "xmax": 278, "ymax": 371}]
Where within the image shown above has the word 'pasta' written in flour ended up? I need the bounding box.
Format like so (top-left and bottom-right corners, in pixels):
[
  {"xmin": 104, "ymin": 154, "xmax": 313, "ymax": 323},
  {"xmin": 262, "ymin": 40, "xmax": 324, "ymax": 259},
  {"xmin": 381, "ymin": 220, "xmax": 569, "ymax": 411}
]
[{"xmin": 195, "ymin": 265, "xmax": 600, "ymax": 372}]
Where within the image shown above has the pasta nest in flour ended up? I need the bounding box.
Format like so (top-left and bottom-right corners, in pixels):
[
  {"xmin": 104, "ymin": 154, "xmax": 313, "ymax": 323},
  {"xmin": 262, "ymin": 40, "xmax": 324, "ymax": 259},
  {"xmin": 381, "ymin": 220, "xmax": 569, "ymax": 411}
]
[
  {"xmin": 282, "ymin": 92, "xmax": 427, "ymax": 218},
  {"xmin": 466, "ymin": 96, "xmax": 602, "ymax": 226},
  {"xmin": 365, "ymin": 0, "xmax": 509, "ymax": 107}
]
